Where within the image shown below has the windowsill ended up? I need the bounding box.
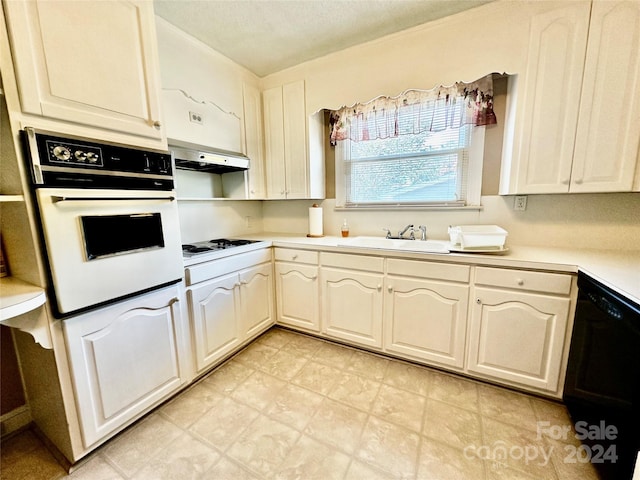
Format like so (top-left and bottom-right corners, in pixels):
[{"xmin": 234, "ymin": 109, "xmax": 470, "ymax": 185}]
[{"xmin": 334, "ymin": 204, "xmax": 483, "ymax": 211}]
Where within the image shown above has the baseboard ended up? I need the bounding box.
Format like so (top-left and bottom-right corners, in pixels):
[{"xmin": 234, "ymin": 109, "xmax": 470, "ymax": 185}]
[{"xmin": 0, "ymin": 405, "xmax": 31, "ymax": 438}]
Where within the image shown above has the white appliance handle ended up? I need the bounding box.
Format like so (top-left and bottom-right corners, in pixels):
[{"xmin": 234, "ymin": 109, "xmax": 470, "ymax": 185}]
[{"xmin": 51, "ymin": 195, "xmax": 175, "ymax": 203}]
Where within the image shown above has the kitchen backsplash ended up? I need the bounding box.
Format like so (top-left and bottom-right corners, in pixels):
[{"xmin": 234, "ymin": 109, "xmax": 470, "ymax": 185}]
[
  {"xmin": 260, "ymin": 194, "xmax": 640, "ymax": 251},
  {"xmin": 177, "ymin": 193, "xmax": 639, "ymax": 250},
  {"xmin": 177, "ymin": 200, "xmax": 264, "ymax": 243}
]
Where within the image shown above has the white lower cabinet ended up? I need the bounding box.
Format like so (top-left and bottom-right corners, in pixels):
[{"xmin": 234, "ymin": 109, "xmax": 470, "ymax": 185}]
[
  {"xmin": 275, "ymin": 250, "xmax": 320, "ymax": 334},
  {"xmin": 239, "ymin": 262, "xmax": 276, "ymax": 339},
  {"xmin": 278, "ymin": 251, "xmax": 576, "ymax": 397},
  {"xmin": 63, "ymin": 286, "xmax": 188, "ymax": 448},
  {"xmin": 188, "ymin": 272, "xmax": 241, "ymax": 373},
  {"xmin": 384, "ymin": 260, "xmax": 470, "ymax": 369},
  {"xmin": 320, "ymin": 253, "xmax": 384, "ymax": 349},
  {"xmin": 467, "ymin": 267, "xmax": 572, "ymax": 392},
  {"xmin": 185, "ymin": 249, "xmax": 274, "ymax": 375}
]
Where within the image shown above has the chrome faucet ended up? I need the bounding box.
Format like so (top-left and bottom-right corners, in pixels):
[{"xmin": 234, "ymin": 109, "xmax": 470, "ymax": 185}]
[
  {"xmin": 418, "ymin": 225, "xmax": 427, "ymax": 241},
  {"xmin": 398, "ymin": 224, "xmax": 414, "ymax": 239}
]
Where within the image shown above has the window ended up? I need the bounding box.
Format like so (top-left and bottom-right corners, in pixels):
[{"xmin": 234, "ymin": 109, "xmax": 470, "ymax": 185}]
[{"xmin": 331, "ymin": 74, "xmax": 496, "ymax": 208}]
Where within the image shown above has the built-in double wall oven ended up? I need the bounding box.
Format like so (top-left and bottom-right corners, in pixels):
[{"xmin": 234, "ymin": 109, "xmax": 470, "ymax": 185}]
[{"xmin": 22, "ymin": 127, "xmax": 183, "ymax": 318}]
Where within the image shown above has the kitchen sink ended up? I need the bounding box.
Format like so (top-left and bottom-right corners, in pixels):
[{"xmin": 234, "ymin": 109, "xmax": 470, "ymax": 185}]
[{"xmin": 337, "ymin": 236, "xmax": 450, "ymax": 253}]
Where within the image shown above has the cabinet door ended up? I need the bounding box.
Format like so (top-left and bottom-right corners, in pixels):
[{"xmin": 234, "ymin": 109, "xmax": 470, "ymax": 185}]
[
  {"xmin": 384, "ymin": 277, "xmax": 469, "ymax": 369},
  {"xmin": 321, "ymin": 268, "xmax": 384, "ymax": 348},
  {"xmin": 243, "ymin": 83, "xmax": 266, "ymax": 199},
  {"xmin": 514, "ymin": 1, "xmax": 590, "ymax": 193},
  {"xmin": 4, "ymin": 0, "xmax": 164, "ymax": 143},
  {"xmin": 467, "ymin": 287, "xmax": 570, "ymax": 392},
  {"xmin": 63, "ymin": 287, "xmax": 185, "ymax": 447},
  {"xmin": 275, "ymin": 262, "xmax": 320, "ymax": 332},
  {"xmin": 188, "ymin": 273, "xmax": 241, "ymax": 374},
  {"xmin": 239, "ymin": 263, "xmax": 275, "ymax": 340},
  {"xmin": 282, "ymin": 80, "xmax": 308, "ymax": 199},
  {"xmin": 263, "ymin": 86, "xmax": 286, "ymax": 199},
  {"xmin": 570, "ymin": 1, "xmax": 640, "ymax": 192}
]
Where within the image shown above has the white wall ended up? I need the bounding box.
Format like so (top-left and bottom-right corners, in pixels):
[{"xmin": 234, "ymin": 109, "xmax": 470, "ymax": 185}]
[
  {"xmin": 258, "ymin": 0, "xmax": 639, "ymax": 252},
  {"xmin": 156, "ymin": 17, "xmax": 258, "ymax": 153},
  {"xmin": 263, "ymin": 193, "xmax": 640, "ymax": 251},
  {"xmin": 156, "ymin": 17, "xmax": 268, "ymax": 243},
  {"xmin": 178, "ymin": 201, "xmax": 264, "ymax": 244},
  {"xmin": 160, "ymin": 1, "xmax": 640, "ymax": 252},
  {"xmin": 259, "ymin": 1, "xmax": 559, "ymax": 113}
]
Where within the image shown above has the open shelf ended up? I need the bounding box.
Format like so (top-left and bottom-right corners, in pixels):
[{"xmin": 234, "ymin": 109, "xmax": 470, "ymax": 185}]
[
  {"xmin": 0, "ymin": 276, "xmax": 46, "ymax": 322},
  {"xmin": 0, "ymin": 195, "xmax": 25, "ymax": 203}
]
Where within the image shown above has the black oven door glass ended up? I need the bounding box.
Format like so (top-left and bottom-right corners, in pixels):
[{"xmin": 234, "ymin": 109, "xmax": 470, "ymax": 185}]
[{"xmin": 81, "ymin": 213, "xmax": 165, "ymax": 260}]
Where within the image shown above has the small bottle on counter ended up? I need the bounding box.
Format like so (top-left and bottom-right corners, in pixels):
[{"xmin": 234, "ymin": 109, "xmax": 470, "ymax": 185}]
[{"xmin": 341, "ymin": 219, "xmax": 349, "ymax": 237}]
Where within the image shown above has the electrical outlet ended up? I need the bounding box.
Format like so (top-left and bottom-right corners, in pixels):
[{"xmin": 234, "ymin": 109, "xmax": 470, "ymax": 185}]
[
  {"xmin": 189, "ymin": 111, "xmax": 203, "ymax": 124},
  {"xmin": 514, "ymin": 195, "xmax": 527, "ymax": 211},
  {"xmin": 245, "ymin": 216, "xmax": 253, "ymax": 228}
]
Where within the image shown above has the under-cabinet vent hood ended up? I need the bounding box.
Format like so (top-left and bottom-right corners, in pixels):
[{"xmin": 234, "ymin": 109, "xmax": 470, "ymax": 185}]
[{"xmin": 171, "ymin": 143, "xmax": 250, "ymax": 174}]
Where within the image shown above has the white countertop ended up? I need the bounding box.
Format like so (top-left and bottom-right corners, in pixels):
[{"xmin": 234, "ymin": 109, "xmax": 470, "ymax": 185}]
[{"xmin": 186, "ymin": 233, "xmax": 640, "ymax": 305}]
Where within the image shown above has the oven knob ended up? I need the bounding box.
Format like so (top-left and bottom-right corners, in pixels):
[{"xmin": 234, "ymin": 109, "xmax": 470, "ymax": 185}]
[
  {"xmin": 74, "ymin": 150, "xmax": 87, "ymax": 162},
  {"xmin": 86, "ymin": 152, "xmax": 99, "ymax": 164},
  {"xmin": 52, "ymin": 145, "xmax": 71, "ymax": 161}
]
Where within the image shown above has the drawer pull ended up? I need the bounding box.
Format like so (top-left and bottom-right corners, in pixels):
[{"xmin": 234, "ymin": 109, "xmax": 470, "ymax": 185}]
[
  {"xmin": 292, "ymin": 254, "xmax": 298, "ymax": 260},
  {"xmin": 377, "ymin": 284, "xmax": 382, "ymax": 291},
  {"xmin": 310, "ymin": 275, "xmax": 317, "ymax": 280},
  {"xmin": 388, "ymin": 286, "xmax": 393, "ymax": 293},
  {"xmin": 517, "ymin": 279, "xmax": 524, "ymax": 286}
]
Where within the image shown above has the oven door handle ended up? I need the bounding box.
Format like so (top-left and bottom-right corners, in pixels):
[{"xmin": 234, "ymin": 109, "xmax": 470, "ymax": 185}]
[{"xmin": 51, "ymin": 195, "xmax": 175, "ymax": 204}]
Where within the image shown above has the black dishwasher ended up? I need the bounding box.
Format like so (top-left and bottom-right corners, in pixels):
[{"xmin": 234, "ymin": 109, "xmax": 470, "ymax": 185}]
[{"xmin": 564, "ymin": 271, "xmax": 640, "ymax": 480}]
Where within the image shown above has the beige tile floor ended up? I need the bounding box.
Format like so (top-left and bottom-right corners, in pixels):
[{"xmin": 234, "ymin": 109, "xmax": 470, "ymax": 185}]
[{"xmin": 0, "ymin": 327, "xmax": 601, "ymax": 480}]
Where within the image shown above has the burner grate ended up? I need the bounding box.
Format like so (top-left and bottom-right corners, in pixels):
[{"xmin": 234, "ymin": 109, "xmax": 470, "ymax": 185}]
[{"xmin": 182, "ymin": 239, "xmax": 260, "ymax": 257}]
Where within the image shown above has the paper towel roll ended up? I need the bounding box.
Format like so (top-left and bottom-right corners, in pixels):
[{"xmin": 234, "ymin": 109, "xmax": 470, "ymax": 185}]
[{"xmin": 308, "ymin": 204, "xmax": 323, "ymax": 237}]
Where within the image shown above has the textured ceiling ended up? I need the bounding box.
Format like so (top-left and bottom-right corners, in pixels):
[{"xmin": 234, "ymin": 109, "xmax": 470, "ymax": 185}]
[{"xmin": 153, "ymin": 0, "xmax": 493, "ymax": 77}]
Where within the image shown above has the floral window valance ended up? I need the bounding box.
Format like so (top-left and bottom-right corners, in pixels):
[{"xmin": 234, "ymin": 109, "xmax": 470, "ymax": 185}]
[{"xmin": 329, "ymin": 74, "xmax": 497, "ymax": 146}]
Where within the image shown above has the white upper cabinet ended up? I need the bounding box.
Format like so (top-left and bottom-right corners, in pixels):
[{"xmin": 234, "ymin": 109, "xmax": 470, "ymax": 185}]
[
  {"xmin": 243, "ymin": 82, "xmax": 267, "ymax": 199},
  {"xmin": 571, "ymin": 1, "xmax": 640, "ymax": 192},
  {"xmin": 263, "ymin": 80, "xmax": 324, "ymax": 199},
  {"xmin": 4, "ymin": 0, "xmax": 165, "ymax": 145},
  {"xmin": 502, "ymin": 0, "xmax": 640, "ymax": 194}
]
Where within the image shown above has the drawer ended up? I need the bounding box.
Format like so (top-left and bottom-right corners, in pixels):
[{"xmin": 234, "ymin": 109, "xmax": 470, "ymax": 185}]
[
  {"xmin": 387, "ymin": 258, "xmax": 470, "ymax": 283},
  {"xmin": 274, "ymin": 248, "xmax": 319, "ymax": 265},
  {"xmin": 475, "ymin": 267, "xmax": 572, "ymax": 295},
  {"xmin": 320, "ymin": 252, "xmax": 384, "ymax": 273},
  {"xmin": 185, "ymin": 248, "xmax": 272, "ymax": 286}
]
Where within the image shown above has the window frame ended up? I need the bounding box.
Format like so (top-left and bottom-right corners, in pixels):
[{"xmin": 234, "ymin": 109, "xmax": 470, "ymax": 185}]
[{"xmin": 335, "ymin": 125, "xmax": 485, "ymax": 209}]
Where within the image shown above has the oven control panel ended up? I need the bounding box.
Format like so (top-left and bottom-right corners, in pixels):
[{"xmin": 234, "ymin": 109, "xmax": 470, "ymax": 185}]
[
  {"xmin": 47, "ymin": 140, "xmax": 105, "ymax": 167},
  {"xmin": 40, "ymin": 137, "xmax": 170, "ymax": 175},
  {"xmin": 23, "ymin": 128, "xmax": 174, "ymax": 190}
]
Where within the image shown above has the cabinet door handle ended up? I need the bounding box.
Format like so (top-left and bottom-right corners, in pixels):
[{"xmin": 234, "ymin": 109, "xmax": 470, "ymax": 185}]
[
  {"xmin": 153, "ymin": 121, "xmax": 162, "ymax": 129},
  {"xmin": 387, "ymin": 286, "xmax": 393, "ymax": 293},
  {"xmin": 574, "ymin": 179, "xmax": 583, "ymax": 185},
  {"xmin": 310, "ymin": 275, "xmax": 317, "ymax": 280},
  {"xmin": 476, "ymin": 298, "xmax": 481, "ymax": 304},
  {"xmin": 377, "ymin": 284, "xmax": 382, "ymax": 291}
]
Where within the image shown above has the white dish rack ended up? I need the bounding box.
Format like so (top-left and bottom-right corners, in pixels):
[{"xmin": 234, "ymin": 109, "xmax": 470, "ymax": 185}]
[{"xmin": 448, "ymin": 225, "xmax": 508, "ymax": 250}]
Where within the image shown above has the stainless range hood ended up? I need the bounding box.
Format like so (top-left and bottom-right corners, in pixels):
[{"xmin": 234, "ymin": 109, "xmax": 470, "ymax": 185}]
[{"xmin": 170, "ymin": 142, "xmax": 250, "ymax": 174}]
